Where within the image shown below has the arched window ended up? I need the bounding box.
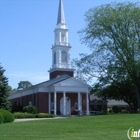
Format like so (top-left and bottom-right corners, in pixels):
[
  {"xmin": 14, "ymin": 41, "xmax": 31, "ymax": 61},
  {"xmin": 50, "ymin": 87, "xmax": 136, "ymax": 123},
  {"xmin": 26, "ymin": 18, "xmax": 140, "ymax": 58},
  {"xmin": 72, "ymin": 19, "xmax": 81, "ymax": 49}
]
[
  {"xmin": 61, "ymin": 51, "xmax": 67, "ymax": 63},
  {"xmin": 54, "ymin": 52, "xmax": 56, "ymax": 64}
]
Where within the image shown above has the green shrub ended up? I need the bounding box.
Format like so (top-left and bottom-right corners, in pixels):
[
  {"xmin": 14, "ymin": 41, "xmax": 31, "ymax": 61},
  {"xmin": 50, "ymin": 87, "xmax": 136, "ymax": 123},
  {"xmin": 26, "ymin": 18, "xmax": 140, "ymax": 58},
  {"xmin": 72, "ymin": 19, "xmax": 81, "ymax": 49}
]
[
  {"xmin": 0, "ymin": 109, "xmax": 15, "ymax": 123},
  {"xmin": 112, "ymin": 106, "xmax": 121, "ymax": 113},
  {"xmin": 35, "ymin": 113, "xmax": 54, "ymax": 118},
  {"xmin": 0, "ymin": 112, "xmax": 4, "ymax": 123},
  {"xmin": 23, "ymin": 105, "xmax": 38, "ymax": 114},
  {"xmin": 14, "ymin": 112, "xmax": 35, "ymax": 119},
  {"xmin": 14, "ymin": 112, "xmax": 54, "ymax": 119}
]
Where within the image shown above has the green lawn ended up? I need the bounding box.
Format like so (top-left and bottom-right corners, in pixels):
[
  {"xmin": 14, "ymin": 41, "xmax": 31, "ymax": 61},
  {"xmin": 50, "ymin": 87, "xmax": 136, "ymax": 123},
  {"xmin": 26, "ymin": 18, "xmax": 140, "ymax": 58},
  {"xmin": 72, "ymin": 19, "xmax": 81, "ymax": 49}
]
[{"xmin": 0, "ymin": 114, "xmax": 140, "ymax": 140}]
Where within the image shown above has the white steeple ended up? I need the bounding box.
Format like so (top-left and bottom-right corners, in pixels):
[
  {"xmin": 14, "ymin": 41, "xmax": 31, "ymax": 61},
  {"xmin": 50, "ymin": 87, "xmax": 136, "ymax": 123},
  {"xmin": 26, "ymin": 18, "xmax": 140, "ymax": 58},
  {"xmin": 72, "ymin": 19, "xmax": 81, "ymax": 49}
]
[
  {"xmin": 49, "ymin": 0, "xmax": 74, "ymax": 79},
  {"xmin": 57, "ymin": 0, "xmax": 65, "ymax": 24},
  {"xmin": 51, "ymin": 0, "xmax": 71, "ymax": 69}
]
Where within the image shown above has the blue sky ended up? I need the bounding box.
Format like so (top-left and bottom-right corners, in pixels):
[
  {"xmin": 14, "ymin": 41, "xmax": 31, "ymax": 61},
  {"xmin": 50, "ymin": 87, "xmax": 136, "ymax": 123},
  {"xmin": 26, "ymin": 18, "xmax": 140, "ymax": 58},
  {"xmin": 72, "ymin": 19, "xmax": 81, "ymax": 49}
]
[{"xmin": 0, "ymin": 0, "xmax": 138, "ymax": 88}]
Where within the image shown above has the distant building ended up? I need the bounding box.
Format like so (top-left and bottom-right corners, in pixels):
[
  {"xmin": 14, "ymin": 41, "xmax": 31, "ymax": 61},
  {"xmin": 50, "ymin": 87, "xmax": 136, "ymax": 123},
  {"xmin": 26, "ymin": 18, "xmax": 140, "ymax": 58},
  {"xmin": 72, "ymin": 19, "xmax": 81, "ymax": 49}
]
[
  {"xmin": 90, "ymin": 94, "xmax": 107, "ymax": 112},
  {"xmin": 90, "ymin": 94, "xmax": 129, "ymax": 113},
  {"xmin": 8, "ymin": 0, "xmax": 90, "ymax": 116}
]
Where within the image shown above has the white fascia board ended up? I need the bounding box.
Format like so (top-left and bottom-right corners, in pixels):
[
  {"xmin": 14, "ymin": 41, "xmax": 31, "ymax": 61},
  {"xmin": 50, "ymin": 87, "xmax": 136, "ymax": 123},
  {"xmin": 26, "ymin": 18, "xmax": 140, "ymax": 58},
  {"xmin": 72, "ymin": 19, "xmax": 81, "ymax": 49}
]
[
  {"xmin": 54, "ymin": 77, "xmax": 90, "ymax": 87},
  {"xmin": 38, "ymin": 87, "xmax": 48, "ymax": 92},
  {"xmin": 54, "ymin": 86, "xmax": 88, "ymax": 93}
]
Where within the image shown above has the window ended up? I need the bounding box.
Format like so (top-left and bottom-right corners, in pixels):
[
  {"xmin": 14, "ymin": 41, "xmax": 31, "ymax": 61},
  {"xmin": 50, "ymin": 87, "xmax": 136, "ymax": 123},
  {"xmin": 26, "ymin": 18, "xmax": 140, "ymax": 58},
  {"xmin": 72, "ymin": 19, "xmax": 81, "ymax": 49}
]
[
  {"xmin": 51, "ymin": 102, "xmax": 54, "ymax": 111},
  {"xmin": 29, "ymin": 101, "xmax": 32, "ymax": 105},
  {"xmin": 75, "ymin": 102, "xmax": 78, "ymax": 111}
]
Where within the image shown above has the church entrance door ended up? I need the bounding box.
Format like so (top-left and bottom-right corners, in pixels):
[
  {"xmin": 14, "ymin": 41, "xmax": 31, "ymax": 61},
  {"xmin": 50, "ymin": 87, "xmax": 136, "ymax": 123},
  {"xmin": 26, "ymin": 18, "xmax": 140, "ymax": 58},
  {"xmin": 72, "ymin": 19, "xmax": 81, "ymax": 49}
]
[{"xmin": 60, "ymin": 97, "xmax": 71, "ymax": 115}]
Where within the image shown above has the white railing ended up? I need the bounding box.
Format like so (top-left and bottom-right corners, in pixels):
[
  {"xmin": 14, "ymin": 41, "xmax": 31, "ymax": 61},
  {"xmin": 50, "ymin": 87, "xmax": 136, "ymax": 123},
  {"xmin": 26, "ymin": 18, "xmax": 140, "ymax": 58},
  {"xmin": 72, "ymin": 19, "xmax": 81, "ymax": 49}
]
[
  {"xmin": 54, "ymin": 42, "xmax": 70, "ymax": 46},
  {"xmin": 52, "ymin": 64, "xmax": 72, "ymax": 69}
]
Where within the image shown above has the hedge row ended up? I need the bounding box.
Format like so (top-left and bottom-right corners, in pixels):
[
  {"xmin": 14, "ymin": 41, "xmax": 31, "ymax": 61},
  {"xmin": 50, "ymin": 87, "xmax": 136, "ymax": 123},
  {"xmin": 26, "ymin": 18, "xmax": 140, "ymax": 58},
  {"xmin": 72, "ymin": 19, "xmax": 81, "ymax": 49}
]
[
  {"xmin": 0, "ymin": 109, "xmax": 15, "ymax": 123},
  {"xmin": 14, "ymin": 112, "xmax": 54, "ymax": 119},
  {"xmin": 35, "ymin": 113, "xmax": 54, "ymax": 118}
]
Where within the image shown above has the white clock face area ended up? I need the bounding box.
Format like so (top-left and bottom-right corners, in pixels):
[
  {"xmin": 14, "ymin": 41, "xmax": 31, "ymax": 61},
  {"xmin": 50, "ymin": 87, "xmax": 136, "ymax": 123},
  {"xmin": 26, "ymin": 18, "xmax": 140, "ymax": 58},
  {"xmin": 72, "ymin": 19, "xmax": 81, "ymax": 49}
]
[{"xmin": 61, "ymin": 51, "xmax": 67, "ymax": 63}]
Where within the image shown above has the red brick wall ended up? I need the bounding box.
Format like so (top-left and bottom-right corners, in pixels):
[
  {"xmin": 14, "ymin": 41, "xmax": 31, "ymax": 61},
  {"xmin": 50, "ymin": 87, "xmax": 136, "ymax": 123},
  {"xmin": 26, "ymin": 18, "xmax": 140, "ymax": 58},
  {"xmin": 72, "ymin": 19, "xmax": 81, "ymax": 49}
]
[
  {"xmin": 50, "ymin": 70, "xmax": 74, "ymax": 79},
  {"xmin": 10, "ymin": 94, "xmax": 37, "ymax": 108},
  {"xmin": 10, "ymin": 92, "xmax": 88, "ymax": 114},
  {"xmin": 37, "ymin": 92, "xmax": 48, "ymax": 113}
]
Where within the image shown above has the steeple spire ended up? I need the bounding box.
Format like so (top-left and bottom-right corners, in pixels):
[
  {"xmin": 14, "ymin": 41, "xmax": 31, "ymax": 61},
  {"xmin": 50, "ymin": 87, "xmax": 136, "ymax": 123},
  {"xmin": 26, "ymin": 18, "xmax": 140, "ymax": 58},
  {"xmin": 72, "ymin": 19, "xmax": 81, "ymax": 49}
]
[
  {"xmin": 57, "ymin": 0, "xmax": 65, "ymax": 24},
  {"xmin": 49, "ymin": 0, "xmax": 74, "ymax": 79}
]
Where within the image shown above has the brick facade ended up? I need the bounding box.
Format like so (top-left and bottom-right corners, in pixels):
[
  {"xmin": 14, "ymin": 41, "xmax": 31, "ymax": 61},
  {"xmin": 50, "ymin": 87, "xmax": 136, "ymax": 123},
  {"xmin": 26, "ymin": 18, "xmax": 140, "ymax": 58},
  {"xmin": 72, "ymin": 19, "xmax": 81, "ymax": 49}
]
[
  {"xmin": 10, "ymin": 92, "xmax": 87, "ymax": 114},
  {"xmin": 50, "ymin": 70, "xmax": 74, "ymax": 79}
]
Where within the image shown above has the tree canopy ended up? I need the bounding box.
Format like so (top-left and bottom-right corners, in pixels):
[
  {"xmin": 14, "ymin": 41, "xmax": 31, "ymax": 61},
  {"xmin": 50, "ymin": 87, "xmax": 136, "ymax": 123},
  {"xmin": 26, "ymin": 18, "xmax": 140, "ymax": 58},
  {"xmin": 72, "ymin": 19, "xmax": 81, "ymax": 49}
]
[
  {"xmin": 75, "ymin": 2, "xmax": 140, "ymax": 111},
  {"xmin": 17, "ymin": 81, "xmax": 32, "ymax": 90},
  {"xmin": 0, "ymin": 64, "xmax": 11, "ymax": 111}
]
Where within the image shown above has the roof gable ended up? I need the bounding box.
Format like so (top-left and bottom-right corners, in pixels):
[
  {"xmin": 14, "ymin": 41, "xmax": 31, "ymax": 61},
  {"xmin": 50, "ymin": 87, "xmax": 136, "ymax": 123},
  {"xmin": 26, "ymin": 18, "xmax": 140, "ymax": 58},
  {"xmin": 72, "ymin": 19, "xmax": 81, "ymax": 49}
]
[
  {"xmin": 54, "ymin": 77, "xmax": 89, "ymax": 87},
  {"xmin": 38, "ymin": 74, "xmax": 70, "ymax": 87}
]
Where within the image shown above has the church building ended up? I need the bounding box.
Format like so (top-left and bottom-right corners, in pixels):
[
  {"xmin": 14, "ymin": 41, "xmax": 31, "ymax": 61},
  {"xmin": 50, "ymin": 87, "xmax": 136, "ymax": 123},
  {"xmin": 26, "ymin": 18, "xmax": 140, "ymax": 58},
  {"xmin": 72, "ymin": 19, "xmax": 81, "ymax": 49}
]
[{"xmin": 8, "ymin": 0, "xmax": 90, "ymax": 116}]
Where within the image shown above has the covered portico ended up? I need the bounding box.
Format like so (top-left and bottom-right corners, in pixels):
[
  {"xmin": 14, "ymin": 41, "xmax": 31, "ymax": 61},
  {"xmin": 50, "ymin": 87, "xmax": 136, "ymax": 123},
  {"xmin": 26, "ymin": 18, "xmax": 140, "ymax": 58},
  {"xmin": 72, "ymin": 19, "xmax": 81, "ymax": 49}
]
[{"xmin": 47, "ymin": 77, "xmax": 90, "ymax": 116}]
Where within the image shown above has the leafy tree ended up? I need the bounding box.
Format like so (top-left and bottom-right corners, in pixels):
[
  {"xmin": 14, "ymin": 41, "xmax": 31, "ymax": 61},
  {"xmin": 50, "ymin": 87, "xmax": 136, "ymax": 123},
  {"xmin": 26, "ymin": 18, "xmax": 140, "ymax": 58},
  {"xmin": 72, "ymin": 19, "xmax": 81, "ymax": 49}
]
[
  {"xmin": 0, "ymin": 64, "xmax": 11, "ymax": 111},
  {"xmin": 75, "ymin": 2, "xmax": 140, "ymax": 111},
  {"xmin": 72, "ymin": 59, "xmax": 88, "ymax": 83},
  {"xmin": 7, "ymin": 86, "xmax": 12, "ymax": 91},
  {"xmin": 17, "ymin": 81, "xmax": 32, "ymax": 90},
  {"xmin": 7, "ymin": 86, "xmax": 18, "ymax": 93}
]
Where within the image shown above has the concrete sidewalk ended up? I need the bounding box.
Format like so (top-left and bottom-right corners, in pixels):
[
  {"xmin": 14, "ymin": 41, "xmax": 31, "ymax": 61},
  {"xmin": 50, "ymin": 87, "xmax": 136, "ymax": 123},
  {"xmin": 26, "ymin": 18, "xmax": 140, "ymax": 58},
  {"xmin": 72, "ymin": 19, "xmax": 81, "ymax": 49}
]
[{"xmin": 14, "ymin": 117, "xmax": 66, "ymax": 122}]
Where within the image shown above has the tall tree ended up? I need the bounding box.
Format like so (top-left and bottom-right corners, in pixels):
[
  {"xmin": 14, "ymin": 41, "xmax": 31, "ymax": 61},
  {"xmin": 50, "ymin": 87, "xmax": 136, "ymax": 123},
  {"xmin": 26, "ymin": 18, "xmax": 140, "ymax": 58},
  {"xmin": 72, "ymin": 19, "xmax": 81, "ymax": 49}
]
[
  {"xmin": 17, "ymin": 81, "xmax": 32, "ymax": 90},
  {"xmin": 0, "ymin": 64, "xmax": 11, "ymax": 111},
  {"xmin": 75, "ymin": 2, "xmax": 140, "ymax": 110}
]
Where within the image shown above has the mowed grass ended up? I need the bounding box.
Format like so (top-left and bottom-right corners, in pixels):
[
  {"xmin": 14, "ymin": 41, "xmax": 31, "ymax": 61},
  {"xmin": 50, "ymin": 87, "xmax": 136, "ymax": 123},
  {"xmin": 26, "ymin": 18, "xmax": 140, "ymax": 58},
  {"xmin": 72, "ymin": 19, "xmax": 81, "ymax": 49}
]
[{"xmin": 0, "ymin": 114, "xmax": 140, "ymax": 140}]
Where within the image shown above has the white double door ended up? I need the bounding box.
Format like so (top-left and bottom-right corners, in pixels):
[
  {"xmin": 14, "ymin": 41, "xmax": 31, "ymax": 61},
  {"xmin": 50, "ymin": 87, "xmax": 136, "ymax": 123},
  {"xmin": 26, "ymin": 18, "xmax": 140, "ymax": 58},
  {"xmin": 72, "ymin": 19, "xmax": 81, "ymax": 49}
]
[{"xmin": 60, "ymin": 97, "xmax": 71, "ymax": 115}]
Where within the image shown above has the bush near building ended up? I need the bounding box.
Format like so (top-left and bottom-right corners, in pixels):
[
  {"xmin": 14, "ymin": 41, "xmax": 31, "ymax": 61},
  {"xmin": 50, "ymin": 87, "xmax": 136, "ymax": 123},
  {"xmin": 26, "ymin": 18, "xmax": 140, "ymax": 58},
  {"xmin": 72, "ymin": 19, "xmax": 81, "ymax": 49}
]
[
  {"xmin": 14, "ymin": 112, "xmax": 54, "ymax": 119},
  {"xmin": 13, "ymin": 105, "xmax": 54, "ymax": 119},
  {"xmin": 23, "ymin": 105, "xmax": 38, "ymax": 114},
  {"xmin": 0, "ymin": 109, "xmax": 15, "ymax": 123}
]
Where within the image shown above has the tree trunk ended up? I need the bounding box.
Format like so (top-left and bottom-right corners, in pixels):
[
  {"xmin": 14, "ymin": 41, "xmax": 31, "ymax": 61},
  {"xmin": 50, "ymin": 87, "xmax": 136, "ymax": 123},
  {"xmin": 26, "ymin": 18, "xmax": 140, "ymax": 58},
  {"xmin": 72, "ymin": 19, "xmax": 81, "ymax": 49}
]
[
  {"xmin": 126, "ymin": 101, "xmax": 137, "ymax": 113},
  {"xmin": 134, "ymin": 86, "xmax": 140, "ymax": 112},
  {"xmin": 132, "ymin": 77, "xmax": 140, "ymax": 113}
]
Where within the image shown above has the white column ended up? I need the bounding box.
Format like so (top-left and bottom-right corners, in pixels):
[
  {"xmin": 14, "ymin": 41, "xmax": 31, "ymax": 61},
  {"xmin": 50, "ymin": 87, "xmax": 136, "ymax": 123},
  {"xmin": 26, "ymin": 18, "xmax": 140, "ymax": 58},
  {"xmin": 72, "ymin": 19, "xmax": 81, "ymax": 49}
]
[
  {"xmin": 54, "ymin": 91, "xmax": 57, "ymax": 116},
  {"xmin": 56, "ymin": 50, "xmax": 59, "ymax": 66},
  {"xmin": 86, "ymin": 92, "xmax": 90, "ymax": 115},
  {"xmin": 48, "ymin": 92, "xmax": 51, "ymax": 114},
  {"xmin": 78, "ymin": 92, "xmax": 81, "ymax": 115},
  {"xmin": 80, "ymin": 93, "xmax": 82, "ymax": 115},
  {"xmin": 59, "ymin": 32, "xmax": 61, "ymax": 43},
  {"xmin": 58, "ymin": 50, "xmax": 61, "ymax": 65},
  {"xmin": 63, "ymin": 91, "xmax": 66, "ymax": 116}
]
